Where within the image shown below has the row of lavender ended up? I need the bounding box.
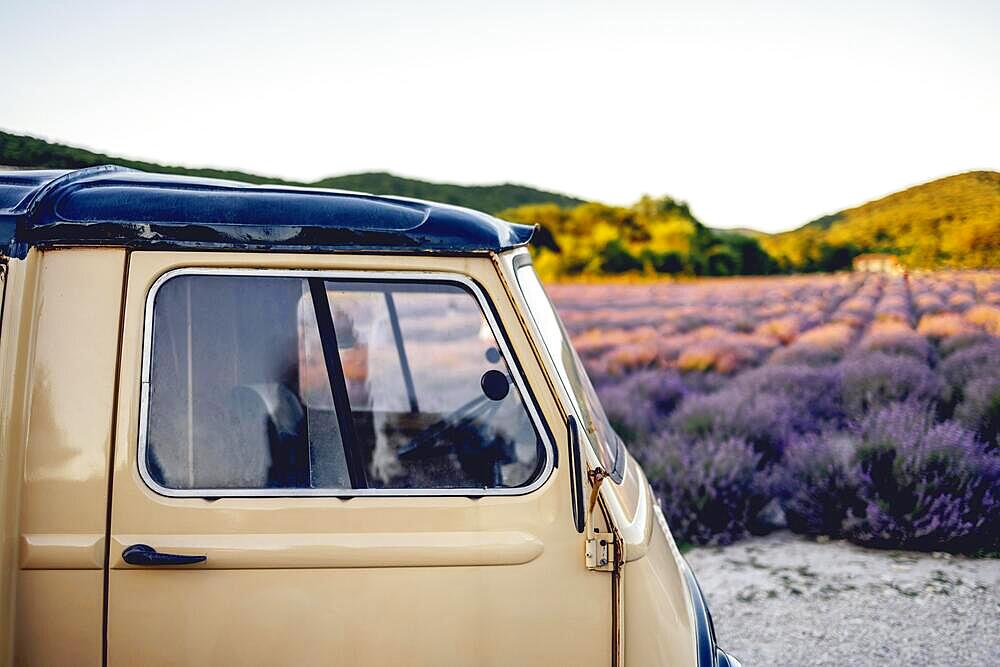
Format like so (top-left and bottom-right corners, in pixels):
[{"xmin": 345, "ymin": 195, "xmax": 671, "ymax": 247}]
[{"xmin": 549, "ymin": 272, "xmax": 1000, "ymax": 553}]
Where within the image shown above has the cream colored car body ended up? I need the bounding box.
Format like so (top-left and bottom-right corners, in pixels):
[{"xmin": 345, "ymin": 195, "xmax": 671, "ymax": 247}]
[{"xmin": 0, "ymin": 246, "xmax": 702, "ymax": 666}]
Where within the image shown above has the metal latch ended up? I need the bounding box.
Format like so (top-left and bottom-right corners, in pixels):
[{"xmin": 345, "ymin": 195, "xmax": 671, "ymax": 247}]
[
  {"xmin": 586, "ymin": 530, "xmax": 613, "ymax": 570},
  {"xmin": 587, "ymin": 467, "xmax": 609, "ymax": 516},
  {"xmin": 585, "ymin": 467, "xmax": 615, "ymax": 571}
]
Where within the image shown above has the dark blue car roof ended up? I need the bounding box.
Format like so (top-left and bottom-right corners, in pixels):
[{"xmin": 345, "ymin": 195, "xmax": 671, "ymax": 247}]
[{"xmin": 0, "ymin": 166, "xmax": 535, "ymax": 257}]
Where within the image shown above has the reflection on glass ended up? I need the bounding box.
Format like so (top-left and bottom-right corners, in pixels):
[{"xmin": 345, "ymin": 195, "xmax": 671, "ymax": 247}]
[
  {"xmin": 145, "ymin": 274, "xmax": 544, "ymax": 492},
  {"xmin": 515, "ymin": 264, "xmax": 624, "ymax": 478}
]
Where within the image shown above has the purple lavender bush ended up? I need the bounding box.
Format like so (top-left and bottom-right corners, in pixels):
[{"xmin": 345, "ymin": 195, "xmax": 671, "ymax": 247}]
[
  {"xmin": 644, "ymin": 433, "xmax": 764, "ymax": 546},
  {"xmin": 939, "ymin": 341, "xmax": 1000, "ymax": 397},
  {"xmin": 858, "ymin": 327, "xmax": 931, "ymax": 362},
  {"xmin": 938, "ymin": 331, "xmax": 995, "ymax": 358},
  {"xmin": 729, "ymin": 363, "xmax": 845, "ymax": 426},
  {"xmin": 668, "ymin": 362, "xmax": 852, "ymax": 465},
  {"xmin": 849, "ymin": 402, "xmax": 1000, "ymax": 553},
  {"xmin": 839, "ymin": 352, "xmax": 941, "ymax": 419},
  {"xmin": 778, "ymin": 432, "xmax": 861, "ymax": 537},
  {"xmin": 668, "ymin": 390, "xmax": 796, "ymax": 465},
  {"xmin": 770, "ymin": 343, "xmax": 846, "ymax": 367},
  {"xmin": 673, "ymin": 370, "xmax": 728, "ymax": 394},
  {"xmin": 554, "ymin": 274, "xmax": 1000, "ymax": 552},
  {"xmin": 954, "ymin": 376, "xmax": 1000, "ymax": 450},
  {"xmin": 597, "ymin": 370, "xmax": 687, "ymax": 443}
]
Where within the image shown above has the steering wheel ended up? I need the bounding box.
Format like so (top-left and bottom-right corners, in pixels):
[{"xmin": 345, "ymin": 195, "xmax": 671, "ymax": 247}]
[
  {"xmin": 396, "ymin": 370, "xmax": 511, "ymax": 461},
  {"xmin": 396, "ymin": 394, "xmax": 499, "ymax": 460}
]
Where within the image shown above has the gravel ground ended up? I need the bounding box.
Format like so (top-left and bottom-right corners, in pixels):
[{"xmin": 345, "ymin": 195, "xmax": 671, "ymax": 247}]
[{"xmin": 686, "ymin": 532, "xmax": 1000, "ymax": 666}]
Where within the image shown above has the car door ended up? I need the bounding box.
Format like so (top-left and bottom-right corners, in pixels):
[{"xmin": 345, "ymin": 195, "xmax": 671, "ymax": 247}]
[{"xmin": 105, "ymin": 250, "xmax": 613, "ymax": 666}]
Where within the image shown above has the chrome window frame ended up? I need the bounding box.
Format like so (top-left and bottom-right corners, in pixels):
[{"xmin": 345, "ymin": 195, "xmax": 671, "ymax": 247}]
[{"xmin": 138, "ymin": 266, "xmax": 555, "ymax": 498}]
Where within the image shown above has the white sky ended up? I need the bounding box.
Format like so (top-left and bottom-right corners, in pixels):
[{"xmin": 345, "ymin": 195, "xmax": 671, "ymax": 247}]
[{"xmin": 2, "ymin": 0, "xmax": 998, "ymax": 232}]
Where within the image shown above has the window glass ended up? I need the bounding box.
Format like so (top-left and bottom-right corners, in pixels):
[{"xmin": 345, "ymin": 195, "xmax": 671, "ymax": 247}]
[
  {"xmin": 144, "ymin": 273, "xmax": 544, "ymax": 493},
  {"xmin": 514, "ymin": 264, "xmax": 624, "ymax": 479}
]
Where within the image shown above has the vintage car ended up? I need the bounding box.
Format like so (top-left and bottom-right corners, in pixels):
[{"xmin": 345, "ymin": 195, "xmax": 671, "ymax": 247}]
[{"xmin": 0, "ymin": 166, "xmax": 739, "ymax": 666}]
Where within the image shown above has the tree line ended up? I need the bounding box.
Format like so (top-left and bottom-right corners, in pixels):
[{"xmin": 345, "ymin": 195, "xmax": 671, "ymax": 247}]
[{"xmin": 498, "ymin": 196, "xmax": 856, "ymax": 280}]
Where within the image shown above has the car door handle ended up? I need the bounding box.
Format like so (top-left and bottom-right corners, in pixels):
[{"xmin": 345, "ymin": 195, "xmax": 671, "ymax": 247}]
[{"xmin": 122, "ymin": 543, "xmax": 207, "ymax": 566}]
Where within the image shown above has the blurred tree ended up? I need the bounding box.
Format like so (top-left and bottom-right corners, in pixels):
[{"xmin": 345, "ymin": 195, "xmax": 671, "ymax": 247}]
[
  {"xmin": 640, "ymin": 249, "xmax": 685, "ymax": 274},
  {"xmin": 598, "ymin": 240, "xmax": 643, "ymax": 274}
]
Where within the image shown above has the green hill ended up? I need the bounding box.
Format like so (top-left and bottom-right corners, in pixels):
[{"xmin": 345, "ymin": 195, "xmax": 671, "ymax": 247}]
[
  {"xmin": 762, "ymin": 171, "xmax": 1000, "ymax": 270},
  {"xmin": 311, "ymin": 172, "xmax": 583, "ymax": 211},
  {"xmin": 0, "ymin": 130, "xmax": 583, "ymax": 213}
]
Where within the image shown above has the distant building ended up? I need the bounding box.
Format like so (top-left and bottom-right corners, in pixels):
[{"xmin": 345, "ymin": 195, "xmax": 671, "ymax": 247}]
[{"xmin": 853, "ymin": 253, "xmax": 903, "ymax": 274}]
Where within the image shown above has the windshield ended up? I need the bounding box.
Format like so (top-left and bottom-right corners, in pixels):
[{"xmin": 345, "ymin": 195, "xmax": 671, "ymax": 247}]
[{"xmin": 514, "ymin": 261, "xmax": 625, "ymax": 481}]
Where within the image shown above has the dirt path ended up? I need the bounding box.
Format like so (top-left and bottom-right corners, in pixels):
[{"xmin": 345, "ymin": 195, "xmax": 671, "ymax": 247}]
[{"xmin": 686, "ymin": 532, "xmax": 1000, "ymax": 666}]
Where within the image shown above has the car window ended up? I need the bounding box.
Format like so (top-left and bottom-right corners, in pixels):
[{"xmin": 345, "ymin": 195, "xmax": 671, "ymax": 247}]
[
  {"xmin": 142, "ymin": 272, "xmax": 546, "ymax": 495},
  {"xmin": 514, "ymin": 263, "xmax": 625, "ymax": 481}
]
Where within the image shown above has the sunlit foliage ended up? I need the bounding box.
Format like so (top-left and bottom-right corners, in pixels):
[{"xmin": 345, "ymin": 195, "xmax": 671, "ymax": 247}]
[
  {"xmin": 499, "ymin": 195, "xmax": 777, "ymax": 280},
  {"xmin": 507, "ymin": 171, "xmax": 1000, "ymax": 279},
  {"xmin": 763, "ymin": 171, "xmax": 1000, "ymax": 271}
]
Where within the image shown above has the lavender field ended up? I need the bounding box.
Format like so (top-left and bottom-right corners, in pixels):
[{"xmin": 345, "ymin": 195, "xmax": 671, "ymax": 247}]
[{"xmin": 549, "ymin": 271, "xmax": 1000, "ymax": 553}]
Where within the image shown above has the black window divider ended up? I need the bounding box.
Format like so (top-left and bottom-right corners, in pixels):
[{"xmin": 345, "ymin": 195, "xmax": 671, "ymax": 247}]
[{"xmin": 308, "ymin": 278, "xmax": 368, "ymax": 489}]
